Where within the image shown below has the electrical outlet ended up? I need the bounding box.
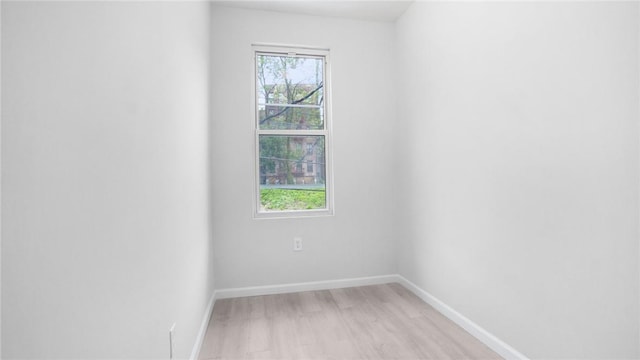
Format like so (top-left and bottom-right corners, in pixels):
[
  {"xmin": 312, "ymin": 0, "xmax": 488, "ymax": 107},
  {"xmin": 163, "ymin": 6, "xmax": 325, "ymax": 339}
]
[
  {"xmin": 169, "ymin": 323, "xmax": 176, "ymax": 359},
  {"xmin": 293, "ymin": 237, "xmax": 303, "ymax": 251}
]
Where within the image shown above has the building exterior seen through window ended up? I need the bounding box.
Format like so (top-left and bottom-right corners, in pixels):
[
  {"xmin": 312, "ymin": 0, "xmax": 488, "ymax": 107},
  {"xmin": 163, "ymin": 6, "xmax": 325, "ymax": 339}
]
[{"xmin": 254, "ymin": 45, "xmax": 332, "ymax": 216}]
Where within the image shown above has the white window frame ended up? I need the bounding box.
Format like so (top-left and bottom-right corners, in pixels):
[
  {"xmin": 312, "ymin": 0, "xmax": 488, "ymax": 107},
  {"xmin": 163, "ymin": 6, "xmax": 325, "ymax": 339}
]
[{"xmin": 252, "ymin": 44, "xmax": 334, "ymax": 219}]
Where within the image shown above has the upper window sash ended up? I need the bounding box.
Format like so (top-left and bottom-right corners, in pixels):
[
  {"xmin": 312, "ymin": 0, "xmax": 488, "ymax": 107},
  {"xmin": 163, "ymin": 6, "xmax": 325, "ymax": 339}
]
[{"xmin": 255, "ymin": 49, "xmax": 327, "ymax": 132}]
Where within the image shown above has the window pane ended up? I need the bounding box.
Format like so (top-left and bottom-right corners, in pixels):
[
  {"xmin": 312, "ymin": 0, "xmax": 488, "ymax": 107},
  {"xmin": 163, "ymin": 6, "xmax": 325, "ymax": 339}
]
[
  {"xmin": 258, "ymin": 104, "xmax": 323, "ymax": 130},
  {"xmin": 257, "ymin": 54, "xmax": 324, "ymax": 130},
  {"xmin": 259, "ymin": 135, "xmax": 326, "ymax": 211}
]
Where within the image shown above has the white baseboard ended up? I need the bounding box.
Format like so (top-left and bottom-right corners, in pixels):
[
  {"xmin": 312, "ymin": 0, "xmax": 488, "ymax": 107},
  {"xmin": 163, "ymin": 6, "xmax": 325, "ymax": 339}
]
[
  {"xmin": 214, "ymin": 274, "xmax": 398, "ymax": 299},
  {"xmin": 189, "ymin": 291, "xmax": 217, "ymax": 360},
  {"xmin": 395, "ymin": 275, "xmax": 528, "ymax": 360}
]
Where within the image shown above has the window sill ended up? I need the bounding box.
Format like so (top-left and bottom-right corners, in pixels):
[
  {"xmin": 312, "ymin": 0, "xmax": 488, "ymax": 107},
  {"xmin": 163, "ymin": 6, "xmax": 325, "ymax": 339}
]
[{"xmin": 253, "ymin": 208, "xmax": 334, "ymax": 220}]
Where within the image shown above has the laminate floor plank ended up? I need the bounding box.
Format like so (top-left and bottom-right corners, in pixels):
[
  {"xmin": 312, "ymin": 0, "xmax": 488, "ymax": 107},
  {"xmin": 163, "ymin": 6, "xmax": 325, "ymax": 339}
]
[
  {"xmin": 329, "ymin": 288, "xmax": 357, "ymax": 309},
  {"xmin": 211, "ymin": 298, "xmax": 233, "ymax": 321},
  {"xmin": 263, "ymin": 294, "xmax": 289, "ymax": 318},
  {"xmin": 421, "ymin": 308, "xmax": 500, "ymax": 359},
  {"xmin": 298, "ymin": 291, "xmax": 323, "ymax": 314},
  {"xmin": 247, "ymin": 317, "xmax": 270, "ymax": 354},
  {"xmin": 248, "ymin": 296, "xmax": 266, "ymax": 319},
  {"xmin": 199, "ymin": 284, "xmax": 503, "ymax": 360},
  {"xmin": 358, "ymin": 295, "xmax": 450, "ymax": 359}
]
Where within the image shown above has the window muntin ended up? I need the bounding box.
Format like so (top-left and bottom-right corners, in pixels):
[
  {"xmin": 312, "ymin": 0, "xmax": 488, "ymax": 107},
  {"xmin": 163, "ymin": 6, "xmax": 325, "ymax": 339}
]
[{"xmin": 254, "ymin": 46, "xmax": 332, "ymax": 217}]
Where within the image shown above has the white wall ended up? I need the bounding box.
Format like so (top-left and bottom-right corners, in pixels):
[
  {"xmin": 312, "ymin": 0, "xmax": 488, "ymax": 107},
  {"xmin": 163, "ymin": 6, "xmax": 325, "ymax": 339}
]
[
  {"xmin": 210, "ymin": 5, "xmax": 397, "ymax": 289},
  {"xmin": 395, "ymin": 2, "xmax": 640, "ymax": 358},
  {"xmin": 1, "ymin": 1, "xmax": 4, "ymax": 356},
  {"xmin": 1, "ymin": 2, "xmax": 214, "ymax": 358}
]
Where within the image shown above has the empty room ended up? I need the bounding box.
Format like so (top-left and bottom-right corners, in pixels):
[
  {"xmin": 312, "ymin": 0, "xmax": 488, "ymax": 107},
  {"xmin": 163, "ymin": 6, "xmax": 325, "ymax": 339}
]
[{"xmin": 1, "ymin": 0, "xmax": 639, "ymax": 359}]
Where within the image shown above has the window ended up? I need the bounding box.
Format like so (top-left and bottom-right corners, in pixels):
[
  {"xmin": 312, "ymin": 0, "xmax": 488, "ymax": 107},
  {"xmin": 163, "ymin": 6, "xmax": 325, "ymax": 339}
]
[{"xmin": 254, "ymin": 45, "xmax": 333, "ymax": 217}]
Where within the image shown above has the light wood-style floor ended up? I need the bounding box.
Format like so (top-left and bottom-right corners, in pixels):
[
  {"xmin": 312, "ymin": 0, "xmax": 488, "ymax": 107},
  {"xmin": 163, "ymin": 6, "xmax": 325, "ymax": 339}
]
[{"xmin": 198, "ymin": 283, "xmax": 502, "ymax": 359}]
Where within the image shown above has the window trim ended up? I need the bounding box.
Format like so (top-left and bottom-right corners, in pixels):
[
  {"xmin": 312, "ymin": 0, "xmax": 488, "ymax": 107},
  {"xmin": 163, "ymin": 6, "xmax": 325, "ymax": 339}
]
[{"xmin": 252, "ymin": 44, "xmax": 334, "ymax": 219}]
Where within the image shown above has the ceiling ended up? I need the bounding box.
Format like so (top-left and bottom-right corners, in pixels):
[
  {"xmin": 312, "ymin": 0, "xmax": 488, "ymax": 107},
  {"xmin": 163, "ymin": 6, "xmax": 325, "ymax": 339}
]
[{"xmin": 213, "ymin": 1, "xmax": 414, "ymax": 22}]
